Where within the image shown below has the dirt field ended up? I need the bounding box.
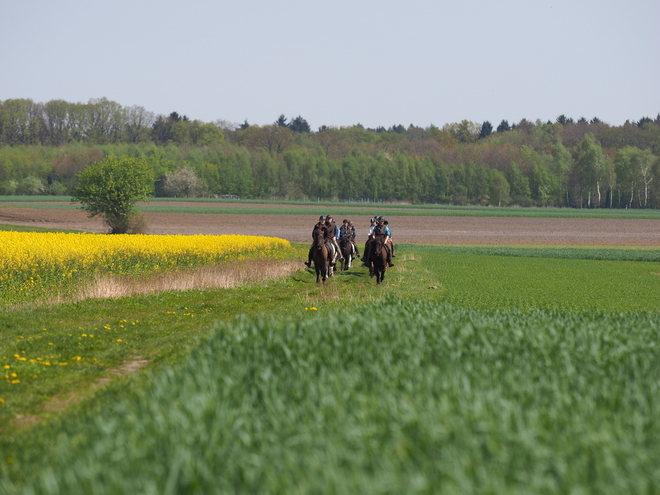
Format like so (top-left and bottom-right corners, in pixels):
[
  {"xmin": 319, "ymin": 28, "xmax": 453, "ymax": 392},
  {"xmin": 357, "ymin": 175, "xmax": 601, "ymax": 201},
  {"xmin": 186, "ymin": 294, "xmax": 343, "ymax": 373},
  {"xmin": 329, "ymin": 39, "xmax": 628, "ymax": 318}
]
[{"xmin": 2, "ymin": 203, "xmax": 660, "ymax": 246}]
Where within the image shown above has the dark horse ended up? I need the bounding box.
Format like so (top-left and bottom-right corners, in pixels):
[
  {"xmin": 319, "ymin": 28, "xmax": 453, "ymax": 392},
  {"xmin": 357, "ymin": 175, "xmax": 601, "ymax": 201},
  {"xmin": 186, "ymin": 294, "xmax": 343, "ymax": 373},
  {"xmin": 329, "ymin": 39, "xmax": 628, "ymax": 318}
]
[
  {"xmin": 339, "ymin": 236, "xmax": 355, "ymax": 271},
  {"xmin": 312, "ymin": 227, "xmax": 330, "ymax": 283},
  {"xmin": 369, "ymin": 237, "xmax": 387, "ymax": 284}
]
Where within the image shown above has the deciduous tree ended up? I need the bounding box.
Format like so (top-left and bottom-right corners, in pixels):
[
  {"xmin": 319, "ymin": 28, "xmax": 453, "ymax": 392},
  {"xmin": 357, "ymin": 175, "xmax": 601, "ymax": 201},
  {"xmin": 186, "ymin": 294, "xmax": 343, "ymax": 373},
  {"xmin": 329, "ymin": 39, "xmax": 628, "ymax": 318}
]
[
  {"xmin": 162, "ymin": 166, "xmax": 204, "ymax": 197},
  {"xmin": 572, "ymin": 134, "xmax": 606, "ymax": 207},
  {"xmin": 72, "ymin": 155, "xmax": 154, "ymax": 234}
]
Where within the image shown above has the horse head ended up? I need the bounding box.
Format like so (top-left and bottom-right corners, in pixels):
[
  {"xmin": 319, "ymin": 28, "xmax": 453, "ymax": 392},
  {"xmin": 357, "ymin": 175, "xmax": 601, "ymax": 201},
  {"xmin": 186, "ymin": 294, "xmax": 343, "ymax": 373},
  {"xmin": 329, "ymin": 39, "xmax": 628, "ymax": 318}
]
[{"xmin": 313, "ymin": 227, "xmax": 325, "ymax": 249}]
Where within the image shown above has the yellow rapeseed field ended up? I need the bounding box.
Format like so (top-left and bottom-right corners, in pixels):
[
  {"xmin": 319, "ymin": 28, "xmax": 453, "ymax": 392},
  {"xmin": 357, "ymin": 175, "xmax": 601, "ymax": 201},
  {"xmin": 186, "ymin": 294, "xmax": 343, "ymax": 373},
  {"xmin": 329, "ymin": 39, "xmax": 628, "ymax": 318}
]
[{"xmin": 0, "ymin": 232, "xmax": 291, "ymax": 303}]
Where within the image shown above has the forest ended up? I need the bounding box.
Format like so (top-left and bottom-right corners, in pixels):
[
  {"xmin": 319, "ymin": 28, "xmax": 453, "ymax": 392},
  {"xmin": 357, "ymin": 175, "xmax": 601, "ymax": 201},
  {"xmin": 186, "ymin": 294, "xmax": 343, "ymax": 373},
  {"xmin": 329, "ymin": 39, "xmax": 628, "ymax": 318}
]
[{"xmin": 1, "ymin": 97, "xmax": 659, "ymax": 208}]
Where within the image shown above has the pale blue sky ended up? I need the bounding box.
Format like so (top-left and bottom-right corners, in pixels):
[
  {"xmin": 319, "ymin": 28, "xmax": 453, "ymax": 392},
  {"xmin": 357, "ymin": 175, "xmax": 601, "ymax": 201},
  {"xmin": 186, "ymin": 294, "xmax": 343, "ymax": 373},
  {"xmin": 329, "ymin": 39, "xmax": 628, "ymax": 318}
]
[{"xmin": 1, "ymin": 0, "xmax": 658, "ymax": 130}]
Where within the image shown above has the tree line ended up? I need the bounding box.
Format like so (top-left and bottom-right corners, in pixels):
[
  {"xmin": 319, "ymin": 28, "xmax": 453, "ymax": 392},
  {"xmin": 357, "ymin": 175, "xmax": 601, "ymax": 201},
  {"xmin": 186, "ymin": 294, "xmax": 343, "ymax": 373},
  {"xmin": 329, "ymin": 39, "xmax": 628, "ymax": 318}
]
[{"xmin": 1, "ymin": 97, "xmax": 659, "ymax": 208}]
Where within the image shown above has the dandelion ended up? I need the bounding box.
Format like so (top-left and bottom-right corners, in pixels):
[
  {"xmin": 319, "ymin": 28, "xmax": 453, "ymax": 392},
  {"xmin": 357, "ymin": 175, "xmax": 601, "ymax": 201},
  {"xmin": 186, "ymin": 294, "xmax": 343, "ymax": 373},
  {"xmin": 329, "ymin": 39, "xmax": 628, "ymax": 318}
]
[
  {"xmin": 116, "ymin": 339, "xmax": 123, "ymax": 343},
  {"xmin": 3, "ymin": 365, "xmax": 9, "ymax": 369},
  {"xmin": 0, "ymin": 398, "xmax": 5, "ymax": 403}
]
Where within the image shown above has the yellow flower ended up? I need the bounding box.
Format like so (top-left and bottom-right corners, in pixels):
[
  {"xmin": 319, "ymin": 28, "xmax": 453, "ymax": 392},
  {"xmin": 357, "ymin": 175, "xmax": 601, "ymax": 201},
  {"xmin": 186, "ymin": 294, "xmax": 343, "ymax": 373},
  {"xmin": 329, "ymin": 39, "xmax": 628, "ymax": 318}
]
[
  {"xmin": 0, "ymin": 398, "xmax": 5, "ymax": 403},
  {"xmin": 3, "ymin": 365, "xmax": 9, "ymax": 369}
]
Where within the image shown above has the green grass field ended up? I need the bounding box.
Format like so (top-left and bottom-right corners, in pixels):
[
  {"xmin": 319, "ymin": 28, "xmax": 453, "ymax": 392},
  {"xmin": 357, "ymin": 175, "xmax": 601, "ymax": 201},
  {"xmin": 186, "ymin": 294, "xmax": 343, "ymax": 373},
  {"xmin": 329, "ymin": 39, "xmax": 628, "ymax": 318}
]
[
  {"xmin": 4, "ymin": 195, "xmax": 660, "ymax": 218},
  {"xmin": 1, "ymin": 231, "xmax": 660, "ymax": 493}
]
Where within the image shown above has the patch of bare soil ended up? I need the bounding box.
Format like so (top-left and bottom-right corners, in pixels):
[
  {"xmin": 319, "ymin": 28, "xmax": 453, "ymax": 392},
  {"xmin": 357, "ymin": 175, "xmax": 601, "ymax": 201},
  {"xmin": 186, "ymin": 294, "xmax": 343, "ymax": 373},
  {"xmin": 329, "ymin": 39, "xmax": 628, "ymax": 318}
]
[{"xmin": 2, "ymin": 205, "xmax": 660, "ymax": 246}]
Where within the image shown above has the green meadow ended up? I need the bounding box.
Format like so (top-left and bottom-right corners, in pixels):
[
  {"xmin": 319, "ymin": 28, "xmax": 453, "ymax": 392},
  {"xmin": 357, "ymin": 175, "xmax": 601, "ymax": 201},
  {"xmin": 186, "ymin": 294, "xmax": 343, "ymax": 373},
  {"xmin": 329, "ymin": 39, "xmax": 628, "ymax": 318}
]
[
  {"xmin": 5, "ymin": 195, "xmax": 660, "ymax": 218},
  {"xmin": 1, "ymin": 231, "xmax": 660, "ymax": 493}
]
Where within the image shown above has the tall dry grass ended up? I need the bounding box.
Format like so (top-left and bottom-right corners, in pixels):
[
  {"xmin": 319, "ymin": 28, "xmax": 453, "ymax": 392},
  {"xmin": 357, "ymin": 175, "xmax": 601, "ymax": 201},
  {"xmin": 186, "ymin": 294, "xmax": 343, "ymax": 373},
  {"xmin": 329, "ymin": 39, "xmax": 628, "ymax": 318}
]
[{"xmin": 65, "ymin": 258, "xmax": 302, "ymax": 302}]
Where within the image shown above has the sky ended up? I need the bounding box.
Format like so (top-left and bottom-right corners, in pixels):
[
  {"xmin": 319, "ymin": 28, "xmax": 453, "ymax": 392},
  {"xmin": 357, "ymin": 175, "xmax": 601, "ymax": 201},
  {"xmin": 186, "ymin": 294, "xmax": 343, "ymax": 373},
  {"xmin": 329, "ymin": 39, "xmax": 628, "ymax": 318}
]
[{"xmin": 1, "ymin": 0, "xmax": 658, "ymax": 131}]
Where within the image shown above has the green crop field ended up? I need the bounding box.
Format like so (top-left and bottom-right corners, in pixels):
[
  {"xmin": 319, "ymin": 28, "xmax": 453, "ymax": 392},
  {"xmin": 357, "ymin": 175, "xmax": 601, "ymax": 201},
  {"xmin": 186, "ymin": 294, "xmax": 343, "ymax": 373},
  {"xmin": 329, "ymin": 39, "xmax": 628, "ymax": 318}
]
[
  {"xmin": 4, "ymin": 195, "xmax": 660, "ymax": 218},
  {"xmin": 1, "ymin": 233, "xmax": 660, "ymax": 493}
]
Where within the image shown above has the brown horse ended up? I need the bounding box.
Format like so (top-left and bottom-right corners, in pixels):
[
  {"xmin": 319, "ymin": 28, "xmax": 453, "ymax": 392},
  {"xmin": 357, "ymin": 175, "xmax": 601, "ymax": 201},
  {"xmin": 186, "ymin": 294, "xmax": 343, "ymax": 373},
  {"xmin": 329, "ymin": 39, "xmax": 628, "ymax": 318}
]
[
  {"xmin": 339, "ymin": 236, "xmax": 355, "ymax": 271},
  {"xmin": 369, "ymin": 238, "xmax": 387, "ymax": 284},
  {"xmin": 312, "ymin": 227, "xmax": 329, "ymax": 283}
]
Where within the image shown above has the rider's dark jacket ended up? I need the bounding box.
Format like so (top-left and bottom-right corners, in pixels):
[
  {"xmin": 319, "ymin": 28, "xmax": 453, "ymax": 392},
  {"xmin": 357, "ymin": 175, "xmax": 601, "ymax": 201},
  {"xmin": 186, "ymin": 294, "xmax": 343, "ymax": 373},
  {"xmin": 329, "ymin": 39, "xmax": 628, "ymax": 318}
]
[{"xmin": 324, "ymin": 221, "xmax": 338, "ymax": 241}]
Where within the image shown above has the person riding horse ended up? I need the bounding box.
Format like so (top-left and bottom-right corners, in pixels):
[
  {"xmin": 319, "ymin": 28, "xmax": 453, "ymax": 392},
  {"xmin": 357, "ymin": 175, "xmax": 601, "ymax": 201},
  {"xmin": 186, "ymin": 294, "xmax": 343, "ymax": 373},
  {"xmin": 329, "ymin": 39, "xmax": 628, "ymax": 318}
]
[
  {"xmin": 324, "ymin": 215, "xmax": 343, "ymax": 265},
  {"xmin": 362, "ymin": 216, "xmax": 394, "ymax": 268},
  {"xmin": 304, "ymin": 215, "xmax": 343, "ymax": 267},
  {"xmin": 339, "ymin": 219, "xmax": 359, "ymax": 259},
  {"xmin": 361, "ymin": 217, "xmax": 378, "ymax": 265}
]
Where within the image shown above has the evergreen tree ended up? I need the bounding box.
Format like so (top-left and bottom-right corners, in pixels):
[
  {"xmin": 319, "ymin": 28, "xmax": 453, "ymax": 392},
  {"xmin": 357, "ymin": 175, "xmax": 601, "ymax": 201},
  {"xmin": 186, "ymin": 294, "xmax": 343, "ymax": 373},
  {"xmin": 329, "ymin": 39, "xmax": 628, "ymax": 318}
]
[
  {"xmin": 479, "ymin": 121, "xmax": 493, "ymax": 139},
  {"xmin": 288, "ymin": 116, "xmax": 311, "ymax": 133},
  {"xmin": 496, "ymin": 120, "xmax": 510, "ymax": 133},
  {"xmin": 274, "ymin": 114, "xmax": 288, "ymax": 127}
]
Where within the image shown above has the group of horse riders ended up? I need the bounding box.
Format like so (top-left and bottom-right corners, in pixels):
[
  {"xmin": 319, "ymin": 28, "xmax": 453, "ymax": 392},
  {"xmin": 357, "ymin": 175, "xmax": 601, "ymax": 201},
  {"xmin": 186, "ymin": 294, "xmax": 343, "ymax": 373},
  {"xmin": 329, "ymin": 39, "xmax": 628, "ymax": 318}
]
[{"xmin": 304, "ymin": 215, "xmax": 395, "ymax": 269}]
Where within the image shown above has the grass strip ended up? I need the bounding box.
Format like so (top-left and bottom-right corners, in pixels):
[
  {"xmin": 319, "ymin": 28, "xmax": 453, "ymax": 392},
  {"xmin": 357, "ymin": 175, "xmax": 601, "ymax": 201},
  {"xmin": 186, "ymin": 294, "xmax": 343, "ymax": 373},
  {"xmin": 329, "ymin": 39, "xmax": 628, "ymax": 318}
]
[{"xmin": 405, "ymin": 243, "xmax": 660, "ymax": 262}]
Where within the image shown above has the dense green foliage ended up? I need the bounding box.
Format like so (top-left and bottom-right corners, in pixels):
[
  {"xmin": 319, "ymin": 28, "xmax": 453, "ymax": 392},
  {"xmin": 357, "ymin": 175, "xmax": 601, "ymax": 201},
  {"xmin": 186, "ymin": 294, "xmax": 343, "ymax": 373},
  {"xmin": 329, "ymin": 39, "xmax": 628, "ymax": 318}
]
[
  {"xmin": 1, "ymin": 98, "xmax": 660, "ymax": 207},
  {"xmin": 71, "ymin": 155, "xmax": 154, "ymax": 233}
]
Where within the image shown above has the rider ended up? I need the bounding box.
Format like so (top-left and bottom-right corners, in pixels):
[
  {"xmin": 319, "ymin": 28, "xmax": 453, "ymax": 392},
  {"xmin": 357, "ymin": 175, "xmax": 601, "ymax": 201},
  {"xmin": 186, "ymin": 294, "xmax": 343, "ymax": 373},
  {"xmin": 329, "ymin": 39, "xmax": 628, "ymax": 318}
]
[
  {"xmin": 348, "ymin": 220, "xmax": 359, "ymax": 257},
  {"xmin": 339, "ymin": 219, "xmax": 358, "ymax": 259},
  {"xmin": 375, "ymin": 217, "xmax": 395, "ymax": 267},
  {"xmin": 363, "ymin": 216, "xmax": 394, "ymax": 267},
  {"xmin": 324, "ymin": 215, "xmax": 343, "ymax": 264},
  {"xmin": 339, "ymin": 219, "xmax": 350, "ymax": 239},
  {"xmin": 361, "ymin": 216, "xmax": 379, "ymax": 266},
  {"xmin": 304, "ymin": 215, "xmax": 327, "ymax": 267}
]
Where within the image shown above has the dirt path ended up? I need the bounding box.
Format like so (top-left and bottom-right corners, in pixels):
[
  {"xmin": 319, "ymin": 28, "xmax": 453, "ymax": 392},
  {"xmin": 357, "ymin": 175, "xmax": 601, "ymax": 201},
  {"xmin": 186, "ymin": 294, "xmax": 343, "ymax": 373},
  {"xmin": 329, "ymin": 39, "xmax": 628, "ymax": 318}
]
[{"xmin": 2, "ymin": 205, "xmax": 660, "ymax": 246}]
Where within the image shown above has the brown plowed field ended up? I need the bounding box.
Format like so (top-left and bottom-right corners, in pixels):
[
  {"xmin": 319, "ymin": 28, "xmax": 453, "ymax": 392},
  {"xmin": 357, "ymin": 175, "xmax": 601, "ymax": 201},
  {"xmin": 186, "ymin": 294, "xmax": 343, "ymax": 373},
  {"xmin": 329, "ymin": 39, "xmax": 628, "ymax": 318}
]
[{"xmin": 1, "ymin": 203, "xmax": 660, "ymax": 246}]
